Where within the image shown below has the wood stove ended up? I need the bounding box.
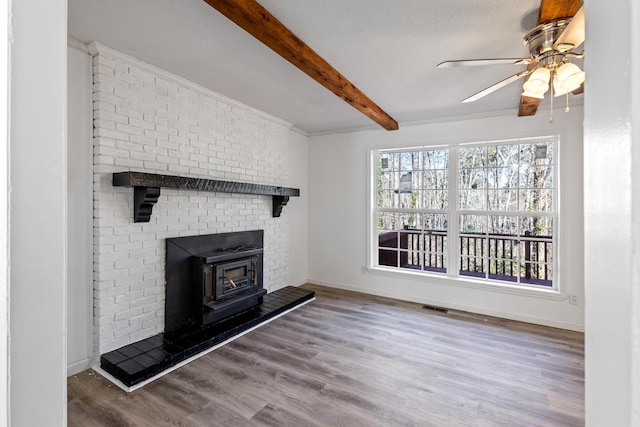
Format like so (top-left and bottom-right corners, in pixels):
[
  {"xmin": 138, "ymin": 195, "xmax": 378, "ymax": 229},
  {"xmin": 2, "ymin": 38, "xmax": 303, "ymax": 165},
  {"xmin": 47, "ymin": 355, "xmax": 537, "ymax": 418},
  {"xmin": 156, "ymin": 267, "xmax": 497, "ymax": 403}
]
[
  {"xmin": 165, "ymin": 230, "xmax": 266, "ymax": 331},
  {"xmin": 192, "ymin": 245, "xmax": 265, "ymax": 326}
]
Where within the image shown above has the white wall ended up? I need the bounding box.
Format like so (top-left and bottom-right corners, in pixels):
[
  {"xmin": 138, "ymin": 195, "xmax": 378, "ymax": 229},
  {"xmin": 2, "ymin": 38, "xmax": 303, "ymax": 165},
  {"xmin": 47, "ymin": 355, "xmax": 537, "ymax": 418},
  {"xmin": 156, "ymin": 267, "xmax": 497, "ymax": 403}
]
[
  {"xmin": 67, "ymin": 44, "xmax": 93, "ymax": 375},
  {"xmin": 584, "ymin": 1, "xmax": 640, "ymax": 424},
  {"xmin": 288, "ymin": 131, "xmax": 309, "ymax": 286},
  {"xmin": 9, "ymin": 0, "xmax": 67, "ymax": 425},
  {"xmin": 308, "ymin": 109, "xmax": 584, "ymax": 331}
]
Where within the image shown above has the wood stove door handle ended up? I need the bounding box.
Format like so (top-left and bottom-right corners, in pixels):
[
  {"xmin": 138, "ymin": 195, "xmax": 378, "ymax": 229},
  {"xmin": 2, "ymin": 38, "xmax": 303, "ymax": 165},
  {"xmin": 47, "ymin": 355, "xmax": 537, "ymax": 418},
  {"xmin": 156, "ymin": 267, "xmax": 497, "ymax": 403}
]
[{"xmin": 225, "ymin": 277, "xmax": 237, "ymax": 288}]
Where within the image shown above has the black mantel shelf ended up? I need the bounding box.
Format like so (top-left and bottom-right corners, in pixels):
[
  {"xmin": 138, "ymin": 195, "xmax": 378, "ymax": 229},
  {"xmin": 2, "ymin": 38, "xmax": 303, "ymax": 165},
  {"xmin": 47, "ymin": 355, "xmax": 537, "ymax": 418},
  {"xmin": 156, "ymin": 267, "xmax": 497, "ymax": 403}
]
[{"xmin": 113, "ymin": 171, "xmax": 300, "ymax": 223}]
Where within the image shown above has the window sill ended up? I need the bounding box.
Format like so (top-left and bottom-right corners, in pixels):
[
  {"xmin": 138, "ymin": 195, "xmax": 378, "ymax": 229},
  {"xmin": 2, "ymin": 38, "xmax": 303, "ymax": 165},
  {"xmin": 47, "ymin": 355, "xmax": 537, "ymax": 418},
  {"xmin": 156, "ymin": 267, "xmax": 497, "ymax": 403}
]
[{"xmin": 366, "ymin": 266, "xmax": 567, "ymax": 301}]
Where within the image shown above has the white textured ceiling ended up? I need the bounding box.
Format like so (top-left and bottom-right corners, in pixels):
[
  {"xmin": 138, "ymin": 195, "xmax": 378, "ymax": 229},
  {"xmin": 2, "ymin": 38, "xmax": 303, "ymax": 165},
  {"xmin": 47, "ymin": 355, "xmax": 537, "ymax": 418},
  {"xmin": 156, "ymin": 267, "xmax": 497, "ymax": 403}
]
[{"xmin": 68, "ymin": 0, "xmax": 583, "ymax": 134}]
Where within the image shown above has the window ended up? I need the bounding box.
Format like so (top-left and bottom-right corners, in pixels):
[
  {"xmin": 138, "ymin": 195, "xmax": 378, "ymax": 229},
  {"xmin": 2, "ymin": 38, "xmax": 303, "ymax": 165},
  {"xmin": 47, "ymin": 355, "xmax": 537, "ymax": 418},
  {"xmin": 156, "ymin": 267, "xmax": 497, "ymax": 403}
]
[
  {"xmin": 372, "ymin": 137, "xmax": 557, "ymax": 289},
  {"xmin": 376, "ymin": 149, "xmax": 450, "ymax": 273}
]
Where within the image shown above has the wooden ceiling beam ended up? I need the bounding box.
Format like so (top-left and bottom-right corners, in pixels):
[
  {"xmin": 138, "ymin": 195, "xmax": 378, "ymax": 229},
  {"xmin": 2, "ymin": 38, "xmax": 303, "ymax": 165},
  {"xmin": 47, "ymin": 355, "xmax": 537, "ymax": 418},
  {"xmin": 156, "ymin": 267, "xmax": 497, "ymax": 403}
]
[
  {"xmin": 203, "ymin": 0, "xmax": 399, "ymax": 131},
  {"xmin": 537, "ymin": 0, "xmax": 581, "ymax": 24},
  {"xmin": 517, "ymin": 96, "xmax": 542, "ymax": 117}
]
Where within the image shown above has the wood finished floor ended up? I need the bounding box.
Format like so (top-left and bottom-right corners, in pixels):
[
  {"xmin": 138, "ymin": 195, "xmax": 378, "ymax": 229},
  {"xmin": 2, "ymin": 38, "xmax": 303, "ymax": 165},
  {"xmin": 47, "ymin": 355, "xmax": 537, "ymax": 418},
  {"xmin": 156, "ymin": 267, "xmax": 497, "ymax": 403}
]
[{"xmin": 68, "ymin": 284, "xmax": 584, "ymax": 426}]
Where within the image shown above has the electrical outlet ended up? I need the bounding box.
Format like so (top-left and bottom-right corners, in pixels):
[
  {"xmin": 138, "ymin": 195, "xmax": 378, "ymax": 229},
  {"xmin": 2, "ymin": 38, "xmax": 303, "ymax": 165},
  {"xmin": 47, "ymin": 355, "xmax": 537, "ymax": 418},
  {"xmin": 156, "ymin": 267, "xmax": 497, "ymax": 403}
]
[{"xmin": 569, "ymin": 294, "xmax": 578, "ymax": 305}]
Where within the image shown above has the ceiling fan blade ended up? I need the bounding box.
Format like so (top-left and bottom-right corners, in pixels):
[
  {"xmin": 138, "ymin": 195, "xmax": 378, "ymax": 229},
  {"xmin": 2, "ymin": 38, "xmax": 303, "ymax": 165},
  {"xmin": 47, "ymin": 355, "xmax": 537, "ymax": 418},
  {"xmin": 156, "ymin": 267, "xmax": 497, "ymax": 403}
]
[
  {"xmin": 537, "ymin": 0, "xmax": 581, "ymax": 24},
  {"xmin": 437, "ymin": 58, "xmax": 531, "ymax": 68},
  {"xmin": 462, "ymin": 70, "xmax": 530, "ymax": 103},
  {"xmin": 553, "ymin": 5, "xmax": 585, "ymax": 51}
]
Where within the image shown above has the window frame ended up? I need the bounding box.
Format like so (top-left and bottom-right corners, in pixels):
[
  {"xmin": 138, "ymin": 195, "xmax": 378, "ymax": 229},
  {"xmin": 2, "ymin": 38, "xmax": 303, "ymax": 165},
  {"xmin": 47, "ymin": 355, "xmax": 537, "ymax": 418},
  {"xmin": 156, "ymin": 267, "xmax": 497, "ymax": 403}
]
[{"xmin": 369, "ymin": 136, "xmax": 560, "ymax": 295}]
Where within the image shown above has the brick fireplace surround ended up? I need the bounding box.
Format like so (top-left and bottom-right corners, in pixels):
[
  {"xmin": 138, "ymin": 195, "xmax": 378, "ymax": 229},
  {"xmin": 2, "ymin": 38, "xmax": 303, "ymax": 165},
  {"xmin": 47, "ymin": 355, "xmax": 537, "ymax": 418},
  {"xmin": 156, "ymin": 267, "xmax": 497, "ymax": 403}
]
[{"xmin": 89, "ymin": 42, "xmax": 300, "ymax": 364}]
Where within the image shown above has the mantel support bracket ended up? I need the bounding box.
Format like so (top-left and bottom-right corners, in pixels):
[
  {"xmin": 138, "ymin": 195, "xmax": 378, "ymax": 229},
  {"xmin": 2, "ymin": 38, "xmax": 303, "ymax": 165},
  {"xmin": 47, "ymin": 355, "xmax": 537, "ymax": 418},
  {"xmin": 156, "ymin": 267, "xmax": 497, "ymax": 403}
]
[
  {"xmin": 272, "ymin": 196, "xmax": 289, "ymax": 218},
  {"xmin": 134, "ymin": 186, "xmax": 161, "ymax": 223}
]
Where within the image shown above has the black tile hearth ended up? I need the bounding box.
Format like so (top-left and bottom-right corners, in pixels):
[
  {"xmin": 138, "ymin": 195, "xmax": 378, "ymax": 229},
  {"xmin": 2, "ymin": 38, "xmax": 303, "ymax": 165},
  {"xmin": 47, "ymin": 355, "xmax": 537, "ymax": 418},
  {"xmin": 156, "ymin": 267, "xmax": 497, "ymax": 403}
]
[{"xmin": 100, "ymin": 286, "xmax": 314, "ymax": 387}]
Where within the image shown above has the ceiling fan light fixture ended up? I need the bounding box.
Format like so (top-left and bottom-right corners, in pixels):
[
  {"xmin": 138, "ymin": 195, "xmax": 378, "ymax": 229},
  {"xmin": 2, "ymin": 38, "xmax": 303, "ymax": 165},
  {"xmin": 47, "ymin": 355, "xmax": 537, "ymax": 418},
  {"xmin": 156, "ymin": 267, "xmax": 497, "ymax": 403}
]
[
  {"xmin": 523, "ymin": 67, "xmax": 551, "ymax": 96},
  {"xmin": 553, "ymin": 75, "xmax": 570, "ymax": 97},
  {"xmin": 556, "ymin": 62, "xmax": 585, "ymax": 92},
  {"xmin": 522, "ymin": 90, "xmax": 545, "ymax": 99}
]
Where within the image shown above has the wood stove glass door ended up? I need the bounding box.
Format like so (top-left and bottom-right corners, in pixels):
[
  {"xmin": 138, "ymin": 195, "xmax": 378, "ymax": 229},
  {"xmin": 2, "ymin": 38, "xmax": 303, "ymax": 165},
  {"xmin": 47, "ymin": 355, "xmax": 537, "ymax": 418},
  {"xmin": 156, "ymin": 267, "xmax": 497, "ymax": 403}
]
[{"xmin": 214, "ymin": 257, "xmax": 257, "ymax": 300}]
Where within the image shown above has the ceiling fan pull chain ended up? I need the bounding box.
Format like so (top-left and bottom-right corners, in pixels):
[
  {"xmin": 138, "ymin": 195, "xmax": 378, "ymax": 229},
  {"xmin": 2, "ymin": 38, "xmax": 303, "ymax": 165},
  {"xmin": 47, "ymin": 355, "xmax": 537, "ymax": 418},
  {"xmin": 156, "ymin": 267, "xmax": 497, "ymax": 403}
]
[{"xmin": 565, "ymin": 93, "xmax": 570, "ymax": 113}]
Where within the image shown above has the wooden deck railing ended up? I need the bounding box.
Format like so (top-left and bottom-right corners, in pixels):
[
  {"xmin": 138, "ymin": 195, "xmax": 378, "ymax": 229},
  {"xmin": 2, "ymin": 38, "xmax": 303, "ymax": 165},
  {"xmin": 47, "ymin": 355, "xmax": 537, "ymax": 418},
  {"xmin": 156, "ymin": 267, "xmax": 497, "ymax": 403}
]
[{"xmin": 378, "ymin": 229, "xmax": 552, "ymax": 286}]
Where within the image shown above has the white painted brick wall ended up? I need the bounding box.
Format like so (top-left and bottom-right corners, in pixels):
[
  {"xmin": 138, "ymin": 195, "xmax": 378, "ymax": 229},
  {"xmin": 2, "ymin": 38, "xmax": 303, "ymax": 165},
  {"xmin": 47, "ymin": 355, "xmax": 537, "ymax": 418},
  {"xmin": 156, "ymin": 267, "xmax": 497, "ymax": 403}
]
[{"xmin": 90, "ymin": 44, "xmax": 293, "ymax": 356}]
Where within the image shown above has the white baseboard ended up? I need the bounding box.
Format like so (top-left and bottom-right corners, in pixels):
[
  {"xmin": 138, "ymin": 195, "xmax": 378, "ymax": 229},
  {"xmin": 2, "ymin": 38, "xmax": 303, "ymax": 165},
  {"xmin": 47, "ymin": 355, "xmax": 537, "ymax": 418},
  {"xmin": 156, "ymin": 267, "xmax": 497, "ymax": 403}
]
[
  {"xmin": 67, "ymin": 357, "xmax": 92, "ymax": 377},
  {"xmin": 288, "ymin": 279, "xmax": 309, "ymax": 288},
  {"xmin": 307, "ymin": 279, "xmax": 584, "ymax": 333}
]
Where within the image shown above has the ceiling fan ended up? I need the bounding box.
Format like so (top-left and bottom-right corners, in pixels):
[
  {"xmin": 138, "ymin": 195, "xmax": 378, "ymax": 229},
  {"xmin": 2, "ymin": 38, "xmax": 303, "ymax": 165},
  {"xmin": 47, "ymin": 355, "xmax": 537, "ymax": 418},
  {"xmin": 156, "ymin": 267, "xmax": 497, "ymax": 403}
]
[{"xmin": 437, "ymin": 0, "xmax": 585, "ymax": 120}]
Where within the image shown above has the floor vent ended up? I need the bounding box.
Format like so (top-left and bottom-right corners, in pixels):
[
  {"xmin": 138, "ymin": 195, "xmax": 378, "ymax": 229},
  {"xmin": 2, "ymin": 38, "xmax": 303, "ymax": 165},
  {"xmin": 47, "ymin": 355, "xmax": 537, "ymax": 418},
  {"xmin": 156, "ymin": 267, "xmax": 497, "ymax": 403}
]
[{"xmin": 422, "ymin": 304, "xmax": 448, "ymax": 313}]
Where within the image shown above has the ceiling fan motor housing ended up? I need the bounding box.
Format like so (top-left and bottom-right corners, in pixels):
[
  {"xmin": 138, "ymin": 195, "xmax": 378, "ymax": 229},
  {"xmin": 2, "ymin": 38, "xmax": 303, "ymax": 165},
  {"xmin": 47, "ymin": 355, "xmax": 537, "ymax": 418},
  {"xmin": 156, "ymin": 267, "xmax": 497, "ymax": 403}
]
[{"xmin": 523, "ymin": 19, "xmax": 571, "ymax": 57}]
